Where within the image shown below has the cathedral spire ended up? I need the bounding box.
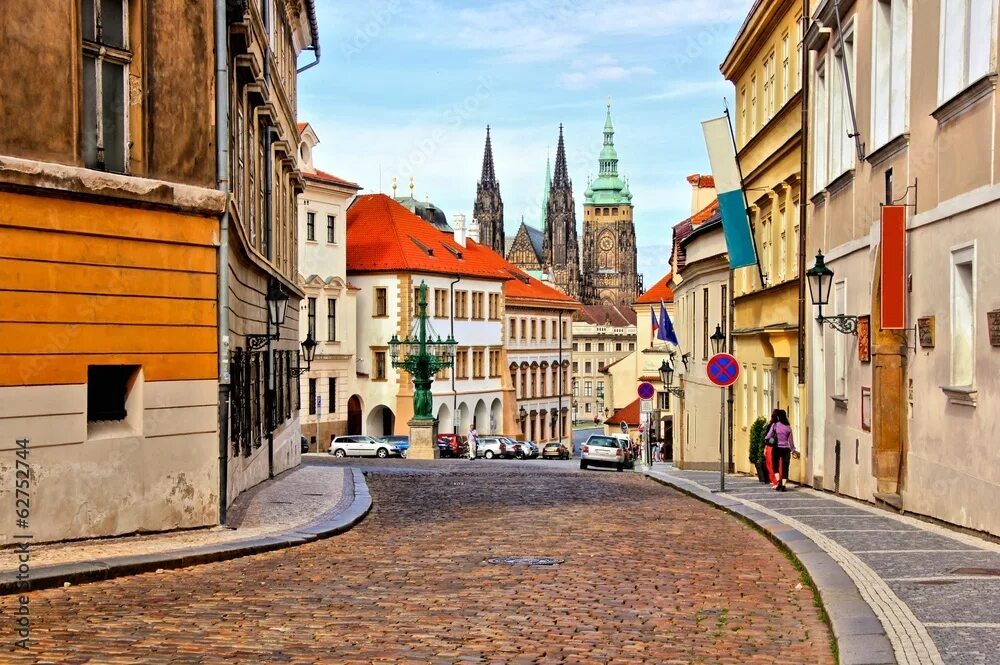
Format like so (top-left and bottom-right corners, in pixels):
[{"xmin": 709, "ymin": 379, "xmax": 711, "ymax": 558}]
[
  {"xmin": 480, "ymin": 125, "xmax": 497, "ymax": 184},
  {"xmin": 552, "ymin": 124, "xmax": 571, "ymax": 188},
  {"xmin": 600, "ymin": 103, "xmax": 619, "ymax": 177},
  {"xmin": 473, "ymin": 125, "xmax": 504, "ymax": 254}
]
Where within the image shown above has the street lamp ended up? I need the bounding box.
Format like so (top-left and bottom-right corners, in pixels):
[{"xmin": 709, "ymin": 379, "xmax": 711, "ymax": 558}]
[
  {"xmin": 806, "ymin": 250, "xmax": 859, "ymax": 335},
  {"xmin": 710, "ymin": 324, "xmax": 726, "ymax": 354},
  {"xmin": 288, "ymin": 333, "xmax": 317, "ymax": 377},
  {"xmin": 248, "ymin": 279, "xmax": 289, "ymax": 350},
  {"xmin": 659, "ymin": 358, "xmax": 684, "ymax": 398},
  {"xmin": 519, "ymin": 405, "xmax": 528, "ymax": 421}
]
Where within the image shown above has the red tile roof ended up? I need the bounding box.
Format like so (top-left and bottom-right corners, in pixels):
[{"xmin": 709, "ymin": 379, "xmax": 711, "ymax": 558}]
[
  {"xmin": 691, "ymin": 199, "xmax": 720, "ymax": 228},
  {"xmin": 686, "ymin": 173, "xmax": 715, "ymax": 188},
  {"xmin": 634, "ymin": 272, "xmax": 674, "ymax": 304},
  {"xmin": 504, "ymin": 269, "xmax": 578, "ymax": 307},
  {"xmin": 347, "ymin": 194, "xmax": 516, "ymax": 281},
  {"xmin": 576, "ymin": 303, "xmax": 637, "ymax": 326},
  {"xmin": 605, "ymin": 398, "xmax": 641, "ymax": 426},
  {"xmin": 305, "ymin": 168, "xmax": 360, "ymax": 189}
]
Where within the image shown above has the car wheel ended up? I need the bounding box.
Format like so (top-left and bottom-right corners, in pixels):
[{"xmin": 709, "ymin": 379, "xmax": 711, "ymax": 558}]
[
  {"xmin": 616, "ymin": 464, "xmax": 624, "ymax": 472},
  {"xmin": 580, "ymin": 460, "xmax": 588, "ymax": 470},
  {"xmin": 515, "ymin": 452, "xmax": 525, "ymax": 460},
  {"xmin": 376, "ymin": 448, "xmax": 389, "ymax": 459},
  {"xmin": 333, "ymin": 448, "xmax": 347, "ymax": 458},
  {"xmin": 484, "ymin": 450, "xmax": 495, "ymax": 459}
]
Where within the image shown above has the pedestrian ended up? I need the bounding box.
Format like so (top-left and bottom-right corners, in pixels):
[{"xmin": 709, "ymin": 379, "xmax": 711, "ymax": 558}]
[
  {"xmin": 764, "ymin": 409, "xmax": 779, "ymax": 487},
  {"xmin": 764, "ymin": 409, "xmax": 796, "ymax": 492},
  {"xmin": 651, "ymin": 441, "xmax": 659, "ymax": 463},
  {"xmin": 467, "ymin": 424, "xmax": 479, "ymax": 460}
]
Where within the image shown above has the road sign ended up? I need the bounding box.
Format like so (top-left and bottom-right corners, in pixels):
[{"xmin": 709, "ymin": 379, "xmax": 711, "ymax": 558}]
[
  {"xmin": 637, "ymin": 382, "xmax": 655, "ymax": 400},
  {"xmin": 706, "ymin": 353, "xmax": 740, "ymax": 387},
  {"xmin": 640, "ymin": 399, "xmax": 653, "ymax": 414}
]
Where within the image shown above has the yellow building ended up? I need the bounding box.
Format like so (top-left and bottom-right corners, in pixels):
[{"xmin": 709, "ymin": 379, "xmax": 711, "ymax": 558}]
[{"xmin": 722, "ymin": 0, "xmax": 808, "ymax": 479}]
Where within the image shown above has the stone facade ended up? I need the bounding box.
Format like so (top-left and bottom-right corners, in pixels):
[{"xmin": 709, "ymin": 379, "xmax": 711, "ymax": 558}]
[
  {"xmin": 543, "ymin": 125, "xmax": 582, "ymax": 299},
  {"xmin": 473, "ymin": 126, "xmax": 504, "ymax": 256}
]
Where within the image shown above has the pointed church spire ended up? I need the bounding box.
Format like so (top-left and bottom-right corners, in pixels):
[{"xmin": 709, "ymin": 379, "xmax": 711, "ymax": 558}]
[
  {"xmin": 552, "ymin": 124, "xmax": 571, "ymax": 188},
  {"xmin": 599, "ymin": 102, "xmax": 619, "ymax": 177},
  {"xmin": 480, "ymin": 125, "xmax": 497, "ymax": 184}
]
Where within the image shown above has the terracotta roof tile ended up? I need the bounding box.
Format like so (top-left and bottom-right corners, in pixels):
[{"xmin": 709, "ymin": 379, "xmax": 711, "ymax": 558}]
[
  {"xmin": 605, "ymin": 398, "xmax": 641, "ymax": 426},
  {"xmin": 634, "ymin": 272, "xmax": 674, "ymax": 304},
  {"xmin": 306, "ymin": 168, "xmax": 360, "ymax": 189},
  {"xmin": 686, "ymin": 173, "xmax": 716, "ymax": 188},
  {"xmin": 576, "ymin": 304, "xmax": 637, "ymax": 326},
  {"xmin": 503, "ymin": 268, "xmax": 578, "ymax": 306},
  {"xmin": 691, "ymin": 199, "xmax": 720, "ymax": 228}
]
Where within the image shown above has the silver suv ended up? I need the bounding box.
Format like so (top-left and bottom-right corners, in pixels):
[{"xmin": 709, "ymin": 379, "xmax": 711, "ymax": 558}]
[
  {"xmin": 477, "ymin": 436, "xmax": 518, "ymax": 459},
  {"xmin": 580, "ymin": 434, "xmax": 627, "ymax": 471}
]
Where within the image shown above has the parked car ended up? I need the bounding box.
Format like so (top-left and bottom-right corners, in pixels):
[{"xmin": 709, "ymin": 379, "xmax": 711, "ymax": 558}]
[
  {"xmin": 301, "ymin": 435, "xmax": 310, "ymax": 454},
  {"xmin": 436, "ymin": 433, "xmax": 469, "ymax": 458},
  {"xmin": 612, "ymin": 434, "xmax": 636, "ymax": 469},
  {"xmin": 477, "ymin": 436, "xmax": 516, "ymax": 459},
  {"xmin": 541, "ymin": 441, "xmax": 570, "ymax": 460},
  {"xmin": 580, "ymin": 434, "xmax": 627, "ymax": 471},
  {"xmin": 329, "ymin": 435, "xmax": 404, "ymax": 458},
  {"xmin": 518, "ymin": 440, "xmax": 540, "ymax": 459},
  {"xmin": 379, "ymin": 435, "xmax": 410, "ymax": 456}
]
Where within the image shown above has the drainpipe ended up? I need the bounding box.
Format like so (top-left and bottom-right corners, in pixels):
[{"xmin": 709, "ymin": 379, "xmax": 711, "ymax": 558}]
[
  {"xmin": 450, "ymin": 274, "xmax": 461, "ymax": 434},
  {"xmin": 214, "ymin": 0, "xmax": 231, "ymax": 525}
]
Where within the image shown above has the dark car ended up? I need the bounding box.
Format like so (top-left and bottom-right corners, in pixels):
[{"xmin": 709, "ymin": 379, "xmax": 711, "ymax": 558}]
[
  {"xmin": 301, "ymin": 436, "xmax": 310, "ymax": 454},
  {"xmin": 436, "ymin": 433, "xmax": 468, "ymax": 458}
]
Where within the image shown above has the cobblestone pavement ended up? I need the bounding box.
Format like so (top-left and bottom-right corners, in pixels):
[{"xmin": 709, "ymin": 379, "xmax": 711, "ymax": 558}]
[
  {"xmin": 649, "ymin": 464, "xmax": 1000, "ymax": 665},
  {"xmin": 5, "ymin": 458, "xmax": 833, "ymax": 664},
  {"xmin": 0, "ymin": 464, "xmax": 347, "ymax": 574}
]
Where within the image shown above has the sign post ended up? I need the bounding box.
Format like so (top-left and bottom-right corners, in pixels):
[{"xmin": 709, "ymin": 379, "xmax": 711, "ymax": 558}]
[
  {"xmin": 637, "ymin": 382, "xmax": 655, "ymax": 469},
  {"xmin": 706, "ymin": 353, "xmax": 740, "ymax": 492}
]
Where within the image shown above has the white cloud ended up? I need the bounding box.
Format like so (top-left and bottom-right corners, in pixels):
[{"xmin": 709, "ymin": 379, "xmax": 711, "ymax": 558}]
[{"xmin": 560, "ymin": 61, "xmax": 656, "ymax": 91}]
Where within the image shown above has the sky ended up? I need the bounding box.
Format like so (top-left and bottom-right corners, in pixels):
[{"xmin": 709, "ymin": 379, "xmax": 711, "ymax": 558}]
[{"xmin": 298, "ymin": 0, "xmax": 753, "ymax": 285}]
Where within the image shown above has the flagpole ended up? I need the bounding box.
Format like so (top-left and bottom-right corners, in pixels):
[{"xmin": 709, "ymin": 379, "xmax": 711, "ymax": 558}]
[{"xmin": 723, "ymin": 106, "xmax": 767, "ymax": 290}]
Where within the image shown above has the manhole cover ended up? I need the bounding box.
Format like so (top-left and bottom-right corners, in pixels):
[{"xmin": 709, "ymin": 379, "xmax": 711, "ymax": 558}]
[
  {"xmin": 949, "ymin": 567, "xmax": 1000, "ymax": 576},
  {"xmin": 486, "ymin": 556, "xmax": 564, "ymax": 566}
]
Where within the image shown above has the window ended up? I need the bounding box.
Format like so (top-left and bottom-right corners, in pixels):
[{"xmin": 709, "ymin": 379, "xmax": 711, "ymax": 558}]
[
  {"xmin": 585, "ymin": 361, "xmax": 592, "ymax": 374},
  {"xmin": 702, "ymin": 287, "xmax": 710, "ymax": 360},
  {"xmin": 585, "ymin": 342, "xmax": 592, "ymax": 352},
  {"xmin": 456, "ymin": 291, "xmax": 468, "ymax": 318},
  {"xmin": 598, "ymin": 342, "xmax": 605, "ymax": 352},
  {"xmin": 597, "ymin": 380, "xmax": 604, "ymax": 396},
  {"xmin": 796, "ymin": 14, "xmax": 804, "ymax": 91},
  {"xmin": 782, "ymin": 33, "xmax": 790, "ymax": 103},
  {"xmin": 307, "ymin": 297, "xmax": 316, "ymax": 338},
  {"xmin": 940, "ymin": 0, "xmax": 994, "ymax": 102},
  {"xmin": 585, "ymin": 403, "xmax": 592, "ymax": 414},
  {"xmin": 326, "ymin": 298, "xmax": 337, "ymax": 341},
  {"xmin": 762, "ymin": 214, "xmax": 773, "ymax": 283},
  {"xmin": 540, "ymin": 319, "xmax": 546, "ymax": 340},
  {"xmin": 742, "ymin": 366, "xmax": 749, "ymax": 426},
  {"xmin": 329, "ymin": 377, "xmax": 337, "ymax": 412},
  {"xmin": 472, "ymin": 349, "xmax": 485, "ymax": 378},
  {"xmin": 374, "ymin": 351, "xmax": 387, "ymax": 381},
  {"xmin": 489, "ymin": 349, "xmax": 501, "ymax": 377},
  {"xmin": 951, "ymin": 245, "xmax": 975, "ymax": 386},
  {"xmin": 615, "ymin": 342, "xmax": 622, "ymax": 351},
  {"xmin": 572, "ymin": 361, "xmax": 579, "ymax": 373},
  {"xmin": 750, "ymin": 74, "xmax": 758, "ymax": 135},
  {"xmin": 584, "ymin": 381, "xmax": 593, "ymax": 397},
  {"xmin": 308, "ymin": 378, "xmax": 317, "ymax": 415},
  {"xmin": 573, "ymin": 378, "xmax": 579, "ymax": 395},
  {"xmin": 813, "ymin": 58, "xmax": 829, "ymax": 190},
  {"xmin": 763, "ymin": 51, "xmax": 776, "ymax": 121},
  {"xmin": 531, "ymin": 319, "xmax": 537, "ymax": 339},
  {"xmin": 81, "ymin": 0, "xmax": 130, "ymax": 172},
  {"xmin": 306, "ymin": 212, "xmax": 315, "ymax": 241},
  {"xmin": 488, "ymin": 293, "xmax": 500, "ymax": 319},
  {"xmin": 834, "ymin": 281, "xmax": 847, "ymax": 396},
  {"xmin": 873, "ymin": 0, "xmax": 909, "ymax": 148},
  {"xmin": 87, "ymin": 364, "xmax": 139, "ymax": 423},
  {"xmin": 412, "ymin": 286, "xmax": 421, "ymax": 318},
  {"xmin": 519, "ymin": 318, "xmax": 526, "ymax": 339},
  {"xmin": 751, "ymin": 366, "xmax": 758, "ymax": 422},
  {"xmin": 628, "ymin": 343, "xmax": 635, "ymax": 351},
  {"xmin": 472, "ymin": 292, "xmax": 484, "ymax": 319},
  {"xmin": 829, "ymin": 26, "xmax": 855, "ymax": 179},
  {"xmin": 573, "ymin": 342, "xmax": 579, "ymax": 351},
  {"xmin": 326, "ymin": 215, "xmax": 335, "ymax": 243},
  {"xmin": 763, "ymin": 369, "xmax": 774, "ymax": 414},
  {"xmin": 791, "ymin": 199, "xmax": 800, "ymax": 277},
  {"xmin": 598, "ymin": 361, "xmax": 605, "ymax": 371},
  {"xmin": 456, "ymin": 348, "xmax": 468, "ymax": 378},
  {"xmin": 658, "ymin": 392, "xmax": 669, "ymax": 410},
  {"xmin": 740, "ymin": 86, "xmax": 747, "ymax": 143},
  {"xmin": 530, "ymin": 371, "xmax": 537, "ymax": 397},
  {"xmin": 374, "ymin": 287, "xmax": 387, "ymax": 317},
  {"xmin": 720, "ymin": 285, "xmax": 728, "ymax": 338},
  {"xmin": 435, "ymin": 289, "xmax": 448, "ymax": 318}
]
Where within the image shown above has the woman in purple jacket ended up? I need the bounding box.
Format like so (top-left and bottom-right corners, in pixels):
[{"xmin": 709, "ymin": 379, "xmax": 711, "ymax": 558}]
[{"xmin": 764, "ymin": 409, "xmax": 796, "ymax": 492}]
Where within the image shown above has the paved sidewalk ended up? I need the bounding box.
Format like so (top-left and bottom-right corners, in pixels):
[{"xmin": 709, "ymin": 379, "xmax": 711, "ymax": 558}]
[
  {"xmin": 646, "ymin": 463, "xmax": 1000, "ymax": 665},
  {"xmin": 0, "ymin": 463, "xmax": 370, "ymax": 593}
]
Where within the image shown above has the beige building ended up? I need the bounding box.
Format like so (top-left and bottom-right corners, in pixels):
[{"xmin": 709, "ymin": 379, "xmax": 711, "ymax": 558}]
[
  {"xmin": 572, "ymin": 305, "xmax": 637, "ymax": 424},
  {"xmin": 671, "ymin": 180, "xmax": 734, "ymax": 470},
  {"xmin": 296, "ymin": 123, "xmax": 361, "ymax": 450},
  {"xmin": 723, "ymin": 0, "xmax": 808, "ymax": 480},
  {"xmin": 806, "ymin": 0, "xmax": 1000, "ymax": 535}
]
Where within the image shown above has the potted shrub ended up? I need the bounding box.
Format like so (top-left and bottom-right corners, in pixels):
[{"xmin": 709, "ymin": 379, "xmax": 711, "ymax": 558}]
[{"xmin": 748, "ymin": 416, "xmax": 769, "ymax": 483}]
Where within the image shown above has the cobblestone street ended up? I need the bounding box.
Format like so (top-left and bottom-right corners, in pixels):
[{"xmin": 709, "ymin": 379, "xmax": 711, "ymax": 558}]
[{"xmin": 4, "ymin": 460, "xmax": 834, "ymax": 664}]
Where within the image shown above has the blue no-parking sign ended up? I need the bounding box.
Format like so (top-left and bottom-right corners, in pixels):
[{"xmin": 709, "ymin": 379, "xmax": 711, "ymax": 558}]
[{"xmin": 706, "ymin": 354, "xmax": 740, "ymax": 387}]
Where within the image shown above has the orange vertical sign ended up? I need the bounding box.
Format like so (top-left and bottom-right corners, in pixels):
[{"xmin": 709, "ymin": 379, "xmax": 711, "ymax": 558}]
[{"xmin": 881, "ymin": 205, "xmax": 906, "ymax": 329}]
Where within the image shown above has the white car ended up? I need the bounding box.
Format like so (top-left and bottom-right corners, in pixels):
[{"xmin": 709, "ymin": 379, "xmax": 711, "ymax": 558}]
[{"xmin": 329, "ymin": 435, "xmax": 403, "ymax": 458}]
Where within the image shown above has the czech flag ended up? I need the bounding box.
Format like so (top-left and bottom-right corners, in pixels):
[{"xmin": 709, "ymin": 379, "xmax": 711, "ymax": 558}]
[{"xmin": 702, "ymin": 115, "xmax": 758, "ymax": 269}]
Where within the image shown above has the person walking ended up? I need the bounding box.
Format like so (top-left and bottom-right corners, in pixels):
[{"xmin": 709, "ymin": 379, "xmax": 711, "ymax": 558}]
[
  {"xmin": 764, "ymin": 409, "xmax": 796, "ymax": 491},
  {"xmin": 467, "ymin": 424, "xmax": 479, "ymax": 460}
]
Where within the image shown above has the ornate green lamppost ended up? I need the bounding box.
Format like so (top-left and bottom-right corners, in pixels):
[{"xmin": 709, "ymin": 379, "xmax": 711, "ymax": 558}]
[{"xmin": 388, "ymin": 281, "xmax": 457, "ymax": 457}]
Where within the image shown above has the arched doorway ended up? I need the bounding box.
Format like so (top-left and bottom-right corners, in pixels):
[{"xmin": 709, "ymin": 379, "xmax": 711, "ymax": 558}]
[
  {"xmin": 490, "ymin": 398, "xmax": 502, "ymax": 435},
  {"xmin": 366, "ymin": 405, "xmax": 395, "ymax": 437},
  {"xmin": 437, "ymin": 403, "xmax": 452, "ymax": 434},
  {"xmin": 347, "ymin": 395, "xmax": 363, "ymax": 435},
  {"xmin": 457, "ymin": 402, "xmax": 471, "ymax": 434},
  {"xmin": 473, "ymin": 400, "xmax": 487, "ymax": 432}
]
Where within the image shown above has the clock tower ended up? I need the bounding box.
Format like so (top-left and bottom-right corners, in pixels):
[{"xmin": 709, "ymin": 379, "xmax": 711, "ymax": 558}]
[{"xmin": 580, "ymin": 101, "xmax": 639, "ymax": 307}]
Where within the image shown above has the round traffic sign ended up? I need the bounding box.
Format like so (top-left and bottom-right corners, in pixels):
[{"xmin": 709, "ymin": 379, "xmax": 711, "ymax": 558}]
[
  {"xmin": 706, "ymin": 353, "xmax": 740, "ymax": 387},
  {"xmin": 637, "ymin": 382, "xmax": 655, "ymax": 400}
]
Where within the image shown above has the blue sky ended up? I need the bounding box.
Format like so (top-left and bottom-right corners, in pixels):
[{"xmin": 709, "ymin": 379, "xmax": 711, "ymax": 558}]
[{"xmin": 299, "ymin": 0, "xmax": 753, "ymax": 284}]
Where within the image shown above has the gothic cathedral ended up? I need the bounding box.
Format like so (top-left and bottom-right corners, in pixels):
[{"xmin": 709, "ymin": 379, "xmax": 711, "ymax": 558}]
[
  {"xmin": 580, "ymin": 103, "xmax": 639, "ymax": 307},
  {"xmin": 473, "ymin": 126, "xmax": 504, "ymax": 255},
  {"xmin": 543, "ymin": 124, "xmax": 581, "ymax": 299}
]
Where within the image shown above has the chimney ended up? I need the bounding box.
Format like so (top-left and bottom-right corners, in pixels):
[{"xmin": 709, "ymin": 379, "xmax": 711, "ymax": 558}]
[
  {"xmin": 468, "ymin": 217, "xmax": 481, "ymax": 244},
  {"xmin": 453, "ymin": 213, "xmax": 467, "ymax": 247},
  {"xmin": 686, "ymin": 173, "xmax": 717, "ymax": 215}
]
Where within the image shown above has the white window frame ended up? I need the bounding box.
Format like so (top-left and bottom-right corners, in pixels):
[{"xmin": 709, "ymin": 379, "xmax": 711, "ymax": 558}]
[
  {"xmin": 950, "ymin": 243, "xmax": 976, "ymax": 387},
  {"xmin": 782, "ymin": 33, "xmax": 791, "ymax": 103},
  {"xmin": 813, "ymin": 56, "xmax": 829, "ymax": 191},
  {"xmin": 830, "ymin": 22, "xmax": 856, "ymax": 181},
  {"xmin": 872, "ymin": 0, "xmax": 910, "ymax": 149},
  {"xmin": 939, "ymin": 0, "xmax": 995, "ymax": 103}
]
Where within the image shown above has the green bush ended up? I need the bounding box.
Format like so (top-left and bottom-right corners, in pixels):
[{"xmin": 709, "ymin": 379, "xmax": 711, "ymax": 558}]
[{"xmin": 749, "ymin": 416, "xmax": 768, "ymax": 466}]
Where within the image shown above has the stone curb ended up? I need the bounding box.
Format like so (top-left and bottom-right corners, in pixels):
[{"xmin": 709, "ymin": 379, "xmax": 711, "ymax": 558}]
[
  {"xmin": 644, "ymin": 470, "xmax": 897, "ymax": 665},
  {"xmin": 0, "ymin": 467, "xmax": 372, "ymax": 596}
]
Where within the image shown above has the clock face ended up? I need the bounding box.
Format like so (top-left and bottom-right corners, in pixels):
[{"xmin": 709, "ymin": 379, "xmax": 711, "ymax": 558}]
[{"xmin": 599, "ymin": 236, "xmax": 614, "ymax": 251}]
